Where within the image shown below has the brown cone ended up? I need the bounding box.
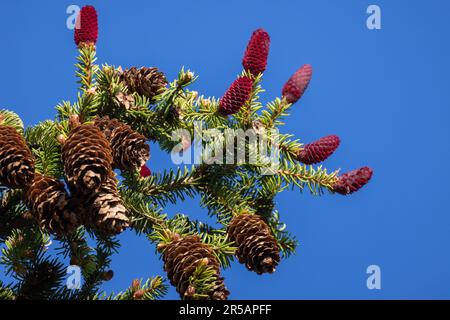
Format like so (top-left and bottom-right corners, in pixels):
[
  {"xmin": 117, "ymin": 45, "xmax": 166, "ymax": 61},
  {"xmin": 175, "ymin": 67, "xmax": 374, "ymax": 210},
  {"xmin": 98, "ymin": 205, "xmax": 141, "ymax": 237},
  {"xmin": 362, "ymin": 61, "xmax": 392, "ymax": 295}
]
[
  {"xmin": 79, "ymin": 172, "xmax": 129, "ymax": 235},
  {"xmin": 162, "ymin": 235, "xmax": 229, "ymax": 300},
  {"xmin": 94, "ymin": 116, "xmax": 149, "ymax": 171},
  {"xmin": 0, "ymin": 125, "xmax": 35, "ymax": 188},
  {"xmin": 61, "ymin": 124, "xmax": 113, "ymax": 194},
  {"xmin": 227, "ymin": 213, "xmax": 280, "ymax": 275},
  {"xmin": 120, "ymin": 67, "xmax": 167, "ymax": 100},
  {"xmin": 25, "ymin": 174, "xmax": 79, "ymax": 236}
]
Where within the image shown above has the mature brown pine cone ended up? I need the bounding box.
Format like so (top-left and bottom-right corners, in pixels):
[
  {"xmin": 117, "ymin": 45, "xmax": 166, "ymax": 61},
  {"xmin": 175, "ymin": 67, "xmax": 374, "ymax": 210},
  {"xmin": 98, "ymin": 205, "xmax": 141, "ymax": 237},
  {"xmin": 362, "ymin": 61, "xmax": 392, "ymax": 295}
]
[
  {"xmin": 94, "ymin": 116, "xmax": 149, "ymax": 171},
  {"xmin": 25, "ymin": 174, "xmax": 79, "ymax": 236},
  {"xmin": 227, "ymin": 213, "xmax": 280, "ymax": 274},
  {"xmin": 61, "ymin": 124, "xmax": 113, "ymax": 194},
  {"xmin": 0, "ymin": 125, "xmax": 35, "ymax": 188},
  {"xmin": 162, "ymin": 235, "xmax": 229, "ymax": 300},
  {"xmin": 120, "ymin": 67, "xmax": 167, "ymax": 100},
  {"xmin": 80, "ymin": 172, "xmax": 129, "ymax": 235}
]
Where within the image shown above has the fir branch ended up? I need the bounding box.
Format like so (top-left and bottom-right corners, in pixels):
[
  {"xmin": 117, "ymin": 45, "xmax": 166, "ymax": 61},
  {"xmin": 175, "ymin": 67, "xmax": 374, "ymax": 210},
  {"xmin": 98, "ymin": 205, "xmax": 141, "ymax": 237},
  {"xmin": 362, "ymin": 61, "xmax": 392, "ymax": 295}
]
[
  {"xmin": 268, "ymin": 131, "xmax": 303, "ymax": 163},
  {"xmin": 121, "ymin": 190, "xmax": 167, "ymax": 234},
  {"xmin": 95, "ymin": 64, "xmax": 129, "ymax": 118},
  {"xmin": 196, "ymin": 172, "xmax": 255, "ymax": 224},
  {"xmin": 154, "ymin": 68, "xmax": 196, "ymax": 111},
  {"xmin": 76, "ymin": 91, "xmax": 97, "ymax": 122},
  {"xmin": 1, "ymin": 229, "xmax": 51, "ymax": 279},
  {"xmin": 75, "ymin": 43, "xmax": 99, "ymax": 122},
  {"xmin": 72, "ymin": 233, "xmax": 120, "ymax": 300},
  {"xmin": 109, "ymin": 276, "xmax": 168, "ymax": 300},
  {"xmin": 150, "ymin": 67, "xmax": 196, "ymax": 124},
  {"xmin": 55, "ymin": 100, "xmax": 77, "ymax": 122},
  {"xmin": 182, "ymin": 95, "xmax": 229, "ymax": 129},
  {"xmin": 260, "ymin": 97, "xmax": 292, "ymax": 128},
  {"xmin": 0, "ymin": 109, "xmax": 24, "ymax": 133},
  {"xmin": 147, "ymin": 213, "xmax": 195, "ymax": 244},
  {"xmin": 55, "ymin": 227, "xmax": 97, "ymax": 277},
  {"xmin": 235, "ymin": 71, "xmax": 264, "ymax": 127},
  {"xmin": 266, "ymin": 211, "xmax": 298, "ymax": 259},
  {"xmin": 14, "ymin": 257, "xmax": 66, "ymax": 300},
  {"xmin": 122, "ymin": 167, "xmax": 200, "ymax": 207},
  {"xmin": 121, "ymin": 107, "xmax": 169, "ymax": 142},
  {"xmin": 25, "ymin": 120, "xmax": 63, "ymax": 178},
  {"xmin": 0, "ymin": 280, "xmax": 15, "ymax": 300},
  {"xmin": 1, "ymin": 228, "xmax": 66, "ymax": 300},
  {"xmin": 188, "ymin": 264, "xmax": 219, "ymax": 299},
  {"xmin": 0, "ymin": 189, "xmax": 32, "ymax": 240},
  {"xmin": 200, "ymin": 232, "xmax": 235, "ymax": 268},
  {"xmin": 75, "ymin": 43, "xmax": 98, "ymax": 92},
  {"xmin": 268, "ymin": 160, "xmax": 339, "ymax": 195}
]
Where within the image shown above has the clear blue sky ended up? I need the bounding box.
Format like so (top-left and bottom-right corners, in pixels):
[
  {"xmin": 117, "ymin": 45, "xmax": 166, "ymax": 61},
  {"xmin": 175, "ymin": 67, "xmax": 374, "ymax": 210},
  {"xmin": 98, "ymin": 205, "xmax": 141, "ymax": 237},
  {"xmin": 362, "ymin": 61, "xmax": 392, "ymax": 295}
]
[{"xmin": 1, "ymin": 0, "xmax": 450, "ymax": 299}]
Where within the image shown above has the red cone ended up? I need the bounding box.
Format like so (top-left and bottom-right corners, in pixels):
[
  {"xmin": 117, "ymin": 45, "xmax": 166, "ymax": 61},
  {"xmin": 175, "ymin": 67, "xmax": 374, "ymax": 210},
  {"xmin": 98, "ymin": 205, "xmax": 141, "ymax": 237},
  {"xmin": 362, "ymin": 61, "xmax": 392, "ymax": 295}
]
[
  {"xmin": 333, "ymin": 167, "xmax": 373, "ymax": 195},
  {"xmin": 282, "ymin": 64, "xmax": 312, "ymax": 104},
  {"xmin": 140, "ymin": 165, "xmax": 151, "ymax": 178},
  {"xmin": 218, "ymin": 76, "xmax": 253, "ymax": 116},
  {"xmin": 242, "ymin": 29, "xmax": 270, "ymax": 76},
  {"xmin": 74, "ymin": 5, "xmax": 98, "ymax": 46},
  {"xmin": 297, "ymin": 135, "xmax": 340, "ymax": 164}
]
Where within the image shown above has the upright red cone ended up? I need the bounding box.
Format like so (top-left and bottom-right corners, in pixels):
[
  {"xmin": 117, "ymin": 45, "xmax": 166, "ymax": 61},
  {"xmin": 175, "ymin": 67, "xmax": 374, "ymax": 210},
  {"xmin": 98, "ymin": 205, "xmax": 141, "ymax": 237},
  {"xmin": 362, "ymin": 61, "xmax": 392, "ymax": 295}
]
[
  {"xmin": 296, "ymin": 135, "xmax": 340, "ymax": 165},
  {"xmin": 282, "ymin": 64, "xmax": 312, "ymax": 104},
  {"xmin": 242, "ymin": 29, "xmax": 270, "ymax": 76},
  {"xmin": 74, "ymin": 5, "xmax": 98, "ymax": 46},
  {"xmin": 218, "ymin": 76, "xmax": 253, "ymax": 116},
  {"xmin": 333, "ymin": 167, "xmax": 373, "ymax": 195}
]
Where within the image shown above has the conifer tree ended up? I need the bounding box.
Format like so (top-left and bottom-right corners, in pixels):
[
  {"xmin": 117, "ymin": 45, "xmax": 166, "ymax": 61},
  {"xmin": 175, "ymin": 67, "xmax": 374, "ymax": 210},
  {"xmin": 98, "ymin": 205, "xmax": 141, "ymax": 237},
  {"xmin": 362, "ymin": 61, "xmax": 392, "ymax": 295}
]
[{"xmin": 0, "ymin": 5, "xmax": 373, "ymax": 300}]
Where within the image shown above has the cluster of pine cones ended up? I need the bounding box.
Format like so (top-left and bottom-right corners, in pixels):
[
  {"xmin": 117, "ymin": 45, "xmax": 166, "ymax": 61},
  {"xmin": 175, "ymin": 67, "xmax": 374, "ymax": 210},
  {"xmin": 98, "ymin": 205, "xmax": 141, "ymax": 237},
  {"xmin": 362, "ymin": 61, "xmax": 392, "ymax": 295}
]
[
  {"xmin": 0, "ymin": 114, "xmax": 149, "ymax": 236},
  {"xmin": 0, "ymin": 4, "xmax": 375, "ymax": 301},
  {"xmin": 218, "ymin": 27, "xmax": 373, "ymax": 195}
]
